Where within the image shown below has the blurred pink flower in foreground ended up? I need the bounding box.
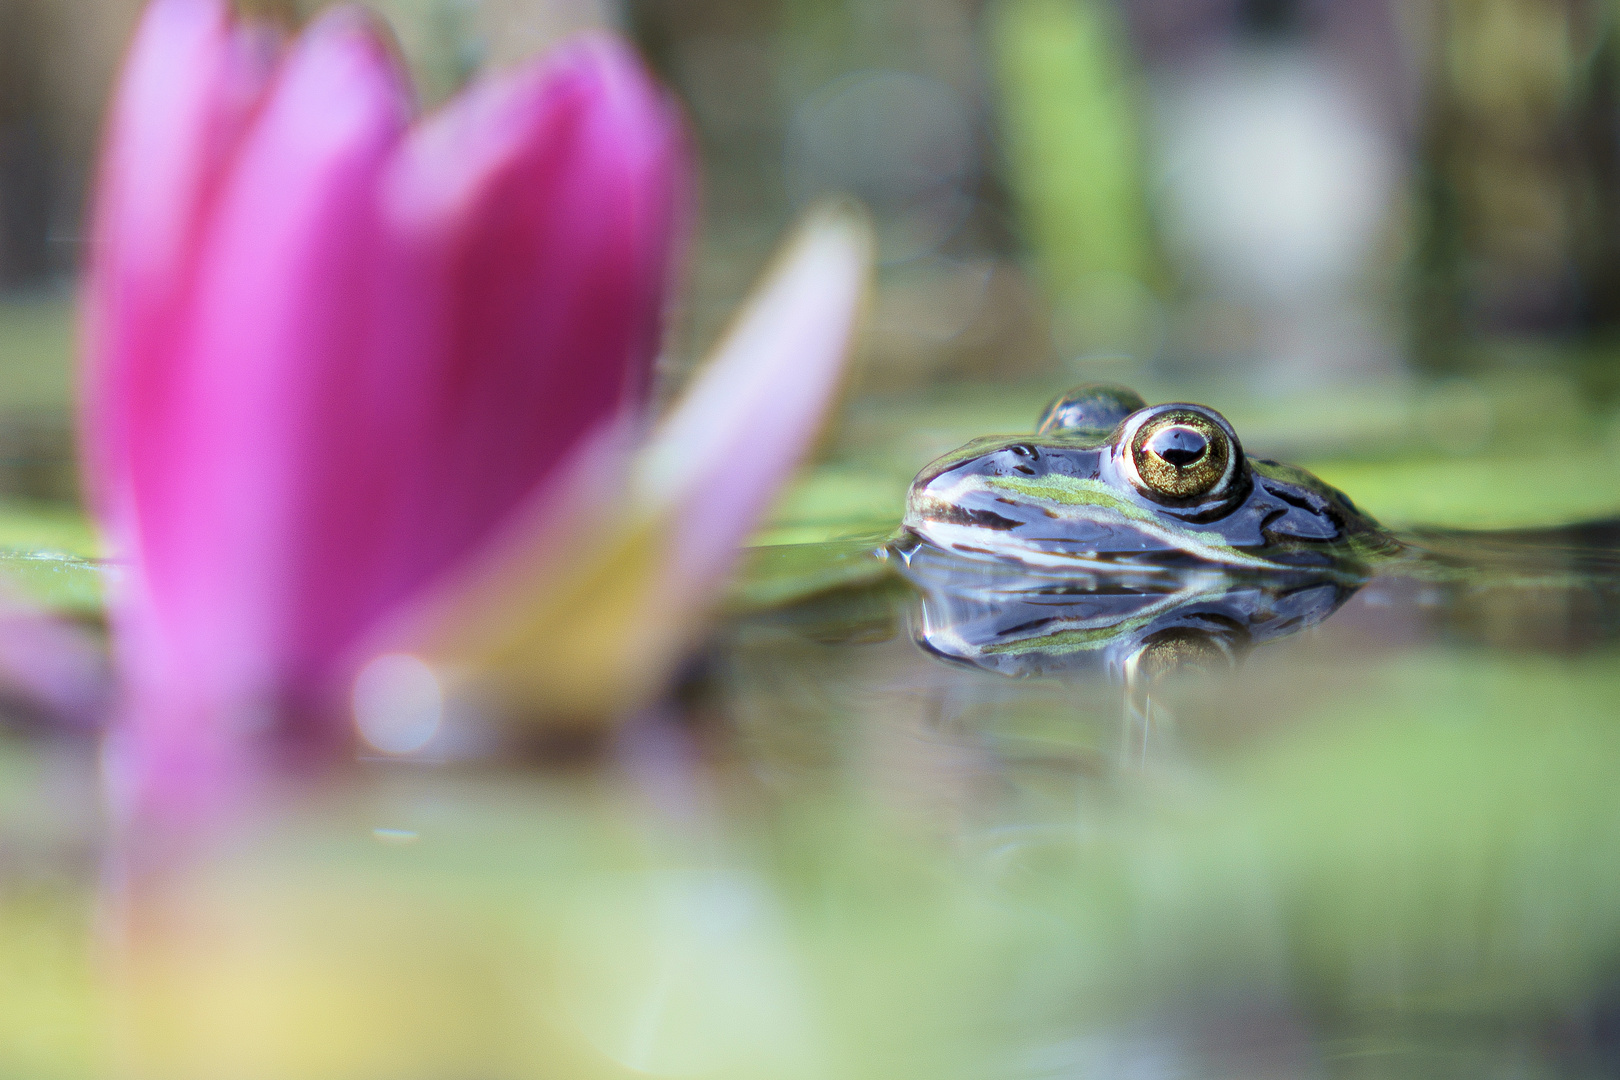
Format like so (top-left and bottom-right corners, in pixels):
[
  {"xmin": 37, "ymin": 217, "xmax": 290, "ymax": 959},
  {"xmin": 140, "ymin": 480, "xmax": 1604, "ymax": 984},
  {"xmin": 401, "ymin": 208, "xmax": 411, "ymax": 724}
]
[
  {"xmin": 86, "ymin": 0, "xmax": 683, "ymax": 783},
  {"xmin": 82, "ymin": 0, "xmax": 870, "ymax": 814}
]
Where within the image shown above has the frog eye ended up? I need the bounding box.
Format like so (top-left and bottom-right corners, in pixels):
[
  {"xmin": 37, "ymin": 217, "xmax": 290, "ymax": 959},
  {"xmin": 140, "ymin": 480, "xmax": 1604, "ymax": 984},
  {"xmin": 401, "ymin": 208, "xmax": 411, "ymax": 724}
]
[{"xmin": 1120, "ymin": 406, "xmax": 1240, "ymax": 501}]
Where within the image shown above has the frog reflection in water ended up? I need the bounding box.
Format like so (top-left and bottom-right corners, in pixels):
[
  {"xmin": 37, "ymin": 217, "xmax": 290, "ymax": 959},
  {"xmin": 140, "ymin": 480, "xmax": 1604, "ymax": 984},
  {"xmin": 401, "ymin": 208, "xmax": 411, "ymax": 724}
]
[
  {"xmin": 893, "ymin": 383, "xmax": 1393, "ymax": 682},
  {"xmin": 900, "ymin": 383, "xmax": 1396, "ymax": 573},
  {"xmin": 901, "ymin": 545, "xmax": 1359, "ymax": 681}
]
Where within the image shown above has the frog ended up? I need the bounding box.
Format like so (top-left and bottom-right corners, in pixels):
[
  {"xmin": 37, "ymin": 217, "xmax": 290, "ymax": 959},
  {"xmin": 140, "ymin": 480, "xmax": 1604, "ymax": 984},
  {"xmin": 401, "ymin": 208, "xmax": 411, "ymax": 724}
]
[
  {"xmin": 737, "ymin": 382, "xmax": 1620, "ymax": 693},
  {"xmin": 898, "ymin": 383, "xmax": 1396, "ymax": 574}
]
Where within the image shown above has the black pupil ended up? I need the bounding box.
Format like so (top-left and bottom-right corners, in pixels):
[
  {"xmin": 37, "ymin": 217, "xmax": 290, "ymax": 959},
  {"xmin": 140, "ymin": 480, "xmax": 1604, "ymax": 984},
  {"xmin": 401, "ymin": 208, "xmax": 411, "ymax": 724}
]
[{"xmin": 1148, "ymin": 426, "xmax": 1208, "ymax": 468}]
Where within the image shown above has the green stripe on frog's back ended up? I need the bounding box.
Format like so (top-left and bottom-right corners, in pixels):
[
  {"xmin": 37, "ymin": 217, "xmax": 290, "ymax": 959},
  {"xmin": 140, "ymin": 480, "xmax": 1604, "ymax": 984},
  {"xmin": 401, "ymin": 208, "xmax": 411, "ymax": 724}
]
[
  {"xmin": 984, "ymin": 473, "xmax": 1135, "ymax": 512},
  {"xmin": 972, "ymin": 474, "xmax": 1290, "ymax": 571}
]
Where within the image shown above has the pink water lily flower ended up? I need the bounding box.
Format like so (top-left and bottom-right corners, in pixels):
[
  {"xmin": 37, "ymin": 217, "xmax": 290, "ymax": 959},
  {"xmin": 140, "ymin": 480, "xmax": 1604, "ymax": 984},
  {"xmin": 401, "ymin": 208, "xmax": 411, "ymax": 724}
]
[
  {"xmin": 83, "ymin": 0, "xmax": 873, "ymax": 816},
  {"xmin": 85, "ymin": 0, "xmax": 687, "ymax": 794}
]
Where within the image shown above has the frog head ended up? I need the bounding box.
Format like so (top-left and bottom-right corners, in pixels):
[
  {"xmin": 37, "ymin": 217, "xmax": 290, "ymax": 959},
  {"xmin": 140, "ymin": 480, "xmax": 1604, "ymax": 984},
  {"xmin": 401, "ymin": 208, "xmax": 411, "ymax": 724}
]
[{"xmin": 901, "ymin": 384, "xmax": 1387, "ymax": 572}]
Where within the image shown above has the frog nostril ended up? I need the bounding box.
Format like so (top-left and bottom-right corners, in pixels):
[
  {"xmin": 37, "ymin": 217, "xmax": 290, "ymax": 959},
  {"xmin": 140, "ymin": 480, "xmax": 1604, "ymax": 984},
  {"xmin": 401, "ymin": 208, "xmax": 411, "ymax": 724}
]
[
  {"xmin": 1005, "ymin": 444, "xmax": 1040, "ymax": 474},
  {"xmin": 1147, "ymin": 426, "xmax": 1208, "ymax": 468}
]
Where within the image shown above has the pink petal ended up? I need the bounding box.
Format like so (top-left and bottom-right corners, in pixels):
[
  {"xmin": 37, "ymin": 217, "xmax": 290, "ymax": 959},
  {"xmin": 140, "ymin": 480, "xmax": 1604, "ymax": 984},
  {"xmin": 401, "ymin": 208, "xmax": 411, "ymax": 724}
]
[
  {"xmin": 83, "ymin": 0, "xmax": 279, "ymax": 528},
  {"xmin": 90, "ymin": 11, "xmax": 689, "ymax": 782},
  {"xmin": 352, "ymin": 35, "xmax": 688, "ymax": 622},
  {"xmin": 125, "ymin": 8, "xmax": 413, "ymax": 737}
]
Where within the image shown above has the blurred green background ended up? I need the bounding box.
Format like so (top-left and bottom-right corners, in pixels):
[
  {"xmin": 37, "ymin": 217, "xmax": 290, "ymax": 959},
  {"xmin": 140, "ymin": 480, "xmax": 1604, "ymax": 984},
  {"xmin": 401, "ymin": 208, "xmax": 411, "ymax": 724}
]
[
  {"xmin": 6, "ymin": 2, "xmax": 1620, "ymax": 1079},
  {"xmin": 10, "ymin": 0, "xmax": 1620, "ymax": 549}
]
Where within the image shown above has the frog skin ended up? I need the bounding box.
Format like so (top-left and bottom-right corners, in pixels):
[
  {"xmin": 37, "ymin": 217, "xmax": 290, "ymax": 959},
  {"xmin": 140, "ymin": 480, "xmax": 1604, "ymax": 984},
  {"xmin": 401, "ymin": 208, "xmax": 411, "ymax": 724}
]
[{"xmin": 899, "ymin": 383, "xmax": 1396, "ymax": 573}]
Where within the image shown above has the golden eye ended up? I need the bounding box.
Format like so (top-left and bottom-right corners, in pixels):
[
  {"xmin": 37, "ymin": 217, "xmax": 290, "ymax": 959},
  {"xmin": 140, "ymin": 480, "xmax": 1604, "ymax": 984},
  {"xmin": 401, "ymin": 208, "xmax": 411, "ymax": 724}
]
[{"xmin": 1128, "ymin": 409, "xmax": 1233, "ymax": 500}]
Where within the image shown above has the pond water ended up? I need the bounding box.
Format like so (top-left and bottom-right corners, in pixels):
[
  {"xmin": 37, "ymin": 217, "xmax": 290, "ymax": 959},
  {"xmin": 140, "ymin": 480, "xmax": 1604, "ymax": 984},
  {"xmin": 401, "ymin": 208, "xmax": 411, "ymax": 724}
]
[
  {"xmin": 0, "ymin": 524, "xmax": 1607, "ymax": 1080},
  {"xmin": 704, "ymin": 525, "xmax": 1620, "ymax": 1079},
  {"xmin": 6, "ymin": 380, "xmax": 1620, "ymax": 1079}
]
